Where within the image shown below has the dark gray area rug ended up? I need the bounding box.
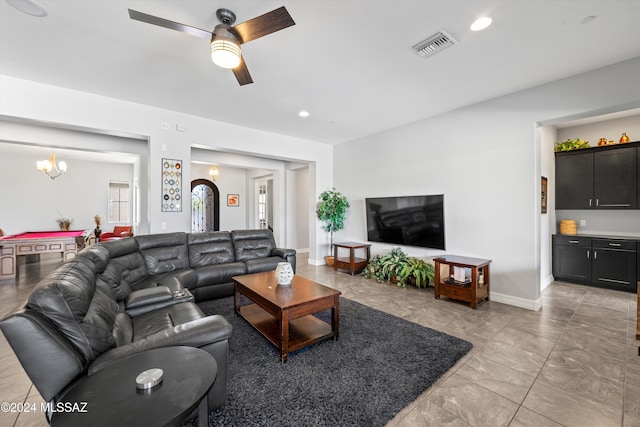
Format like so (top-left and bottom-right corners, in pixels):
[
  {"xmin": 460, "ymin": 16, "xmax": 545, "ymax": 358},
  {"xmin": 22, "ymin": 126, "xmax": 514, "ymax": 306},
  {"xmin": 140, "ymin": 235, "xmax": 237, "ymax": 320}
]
[{"xmin": 192, "ymin": 296, "xmax": 472, "ymax": 427}]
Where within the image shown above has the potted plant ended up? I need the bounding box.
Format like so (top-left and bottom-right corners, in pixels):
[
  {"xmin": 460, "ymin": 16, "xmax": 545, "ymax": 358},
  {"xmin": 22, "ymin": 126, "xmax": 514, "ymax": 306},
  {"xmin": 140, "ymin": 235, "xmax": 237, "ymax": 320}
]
[
  {"xmin": 362, "ymin": 254, "xmax": 385, "ymax": 282},
  {"xmin": 56, "ymin": 218, "xmax": 72, "ymax": 231},
  {"xmin": 554, "ymin": 138, "xmax": 590, "ymax": 152},
  {"xmin": 316, "ymin": 188, "xmax": 350, "ymax": 266},
  {"xmin": 398, "ymin": 257, "xmax": 435, "ymax": 288},
  {"xmin": 363, "ymin": 248, "xmax": 409, "ymax": 283}
]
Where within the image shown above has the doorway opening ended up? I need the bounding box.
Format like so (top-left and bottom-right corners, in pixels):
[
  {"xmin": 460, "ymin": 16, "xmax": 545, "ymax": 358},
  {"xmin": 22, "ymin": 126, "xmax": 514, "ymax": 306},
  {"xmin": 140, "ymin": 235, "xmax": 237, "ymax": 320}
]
[{"xmin": 191, "ymin": 179, "xmax": 220, "ymax": 232}]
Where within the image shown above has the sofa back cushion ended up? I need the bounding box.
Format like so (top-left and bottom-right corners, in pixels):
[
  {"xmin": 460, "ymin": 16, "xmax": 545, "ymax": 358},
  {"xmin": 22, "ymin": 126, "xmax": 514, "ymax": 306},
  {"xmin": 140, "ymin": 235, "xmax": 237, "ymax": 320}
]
[
  {"xmin": 75, "ymin": 244, "xmax": 110, "ymax": 273},
  {"xmin": 27, "ymin": 257, "xmax": 118, "ymax": 364},
  {"xmin": 188, "ymin": 232, "xmax": 235, "ymax": 267},
  {"xmin": 136, "ymin": 232, "xmax": 189, "ymax": 275},
  {"xmin": 98, "ymin": 238, "xmax": 148, "ymax": 300},
  {"xmin": 231, "ymin": 229, "xmax": 276, "ymax": 261}
]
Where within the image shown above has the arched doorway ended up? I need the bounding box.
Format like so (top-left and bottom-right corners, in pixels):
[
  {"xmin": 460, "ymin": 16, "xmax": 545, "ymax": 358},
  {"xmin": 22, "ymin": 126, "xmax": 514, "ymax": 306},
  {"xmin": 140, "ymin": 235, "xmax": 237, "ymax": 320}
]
[{"xmin": 191, "ymin": 179, "xmax": 220, "ymax": 232}]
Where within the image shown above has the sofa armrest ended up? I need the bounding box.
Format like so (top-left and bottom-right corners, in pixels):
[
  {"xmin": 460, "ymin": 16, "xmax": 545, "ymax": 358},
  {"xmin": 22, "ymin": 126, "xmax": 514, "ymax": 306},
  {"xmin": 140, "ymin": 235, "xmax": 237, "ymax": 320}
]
[
  {"xmin": 125, "ymin": 287, "xmax": 195, "ymax": 317},
  {"xmin": 272, "ymin": 248, "xmax": 297, "ymax": 272},
  {"xmin": 272, "ymin": 248, "xmax": 296, "ymax": 258},
  {"xmin": 88, "ymin": 314, "xmax": 232, "ymax": 374},
  {"xmin": 125, "ymin": 286, "xmax": 173, "ymax": 309}
]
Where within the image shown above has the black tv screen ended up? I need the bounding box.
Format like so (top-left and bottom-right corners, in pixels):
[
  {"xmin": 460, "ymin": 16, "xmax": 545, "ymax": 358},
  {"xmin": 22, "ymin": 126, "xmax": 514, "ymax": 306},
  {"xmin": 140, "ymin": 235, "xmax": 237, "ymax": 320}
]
[{"xmin": 365, "ymin": 195, "xmax": 445, "ymax": 250}]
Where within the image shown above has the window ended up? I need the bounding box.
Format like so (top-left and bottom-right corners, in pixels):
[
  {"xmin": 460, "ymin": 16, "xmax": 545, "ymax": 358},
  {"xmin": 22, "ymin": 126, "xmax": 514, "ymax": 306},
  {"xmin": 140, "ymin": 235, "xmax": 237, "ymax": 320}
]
[{"xmin": 108, "ymin": 181, "xmax": 130, "ymax": 223}]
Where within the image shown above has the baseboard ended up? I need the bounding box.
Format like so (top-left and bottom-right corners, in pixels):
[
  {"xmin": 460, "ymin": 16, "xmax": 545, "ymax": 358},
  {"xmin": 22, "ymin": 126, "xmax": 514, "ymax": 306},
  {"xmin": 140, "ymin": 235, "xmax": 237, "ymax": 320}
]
[
  {"xmin": 491, "ymin": 292, "xmax": 543, "ymax": 311},
  {"xmin": 308, "ymin": 257, "xmax": 325, "ymax": 266},
  {"xmin": 541, "ymin": 274, "xmax": 554, "ymax": 291}
]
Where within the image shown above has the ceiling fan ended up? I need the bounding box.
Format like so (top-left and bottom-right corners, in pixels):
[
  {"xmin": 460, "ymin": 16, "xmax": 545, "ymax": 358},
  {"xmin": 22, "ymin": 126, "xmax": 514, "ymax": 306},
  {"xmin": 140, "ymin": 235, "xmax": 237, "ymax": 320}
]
[{"xmin": 128, "ymin": 6, "xmax": 295, "ymax": 86}]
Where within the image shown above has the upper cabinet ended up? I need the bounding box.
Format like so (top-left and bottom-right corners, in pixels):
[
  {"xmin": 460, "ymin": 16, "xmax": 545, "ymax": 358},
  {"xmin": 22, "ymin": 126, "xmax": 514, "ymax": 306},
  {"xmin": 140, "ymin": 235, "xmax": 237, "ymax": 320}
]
[{"xmin": 555, "ymin": 142, "xmax": 638, "ymax": 210}]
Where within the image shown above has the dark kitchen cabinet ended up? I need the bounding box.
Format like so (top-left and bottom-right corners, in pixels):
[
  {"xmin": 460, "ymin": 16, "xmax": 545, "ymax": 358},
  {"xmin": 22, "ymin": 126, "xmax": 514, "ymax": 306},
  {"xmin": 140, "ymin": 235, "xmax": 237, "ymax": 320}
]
[
  {"xmin": 593, "ymin": 148, "xmax": 637, "ymax": 208},
  {"xmin": 552, "ymin": 235, "xmax": 591, "ymax": 282},
  {"xmin": 555, "ymin": 152, "xmax": 593, "ymax": 209},
  {"xmin": 555, "ymin": 142, "xmax": 638, "ymax": 210},
  {"xmin": 592, "ymin": 239, "xmax": 637, "ymax": 291},
  {"xmin": 553, "ymin": 235, "xmax": 638, "ymax": 292}
]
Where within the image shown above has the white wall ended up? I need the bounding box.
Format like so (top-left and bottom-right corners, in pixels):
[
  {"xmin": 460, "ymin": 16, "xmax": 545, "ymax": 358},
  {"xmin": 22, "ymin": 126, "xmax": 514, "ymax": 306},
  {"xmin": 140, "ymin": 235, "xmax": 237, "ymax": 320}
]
[
  {"xmin": 539, "ymin": 125, "xmax": 557, "ymax": 290},
  {"xmin": 288, "ymin": 166, "xmax": 310, "ymax": 252},
  {"xmin": 334, "ymin": 57, "xmax": 640, "ymax": 310},
  {"xmin": 0, "ymin": 142, "xmax": 133, "ymax": 234},
  {"xmin": 189, "ymin": 162, "xmax": 249, "ymax": 232},
  {"xmin": 0, "ymin": 75, "xmax": 333, "ymax": 263}
]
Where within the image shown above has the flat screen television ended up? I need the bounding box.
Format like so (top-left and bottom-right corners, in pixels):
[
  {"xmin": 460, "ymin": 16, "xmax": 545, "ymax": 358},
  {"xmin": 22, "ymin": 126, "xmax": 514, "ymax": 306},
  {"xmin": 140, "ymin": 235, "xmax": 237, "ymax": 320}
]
[{"xmin": 365, "ymin": 195, "xmax": 445, "ymax": 250}]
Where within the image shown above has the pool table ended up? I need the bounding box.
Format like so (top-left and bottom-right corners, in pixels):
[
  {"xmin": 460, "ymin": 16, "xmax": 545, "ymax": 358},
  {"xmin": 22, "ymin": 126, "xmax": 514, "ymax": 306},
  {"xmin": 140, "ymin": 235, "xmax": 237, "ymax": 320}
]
[{"xmin": 0, "ymin": 230, "xmax": 87, "ymax": 281}]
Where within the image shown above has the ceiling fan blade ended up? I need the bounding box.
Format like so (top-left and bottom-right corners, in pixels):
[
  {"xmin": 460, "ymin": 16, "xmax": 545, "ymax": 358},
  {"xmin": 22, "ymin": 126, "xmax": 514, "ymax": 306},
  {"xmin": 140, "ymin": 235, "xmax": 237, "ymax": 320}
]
[
  {"xmin": 232, "ymin": 6, "xmax": 295, "ymax": 44},
  {"xmin": 232, "ymin": 56, "xmax": 253, "ymax": 86},
  {"xmin": 128, "ymin": 9, "xmax": 211, "ymax": 39}
]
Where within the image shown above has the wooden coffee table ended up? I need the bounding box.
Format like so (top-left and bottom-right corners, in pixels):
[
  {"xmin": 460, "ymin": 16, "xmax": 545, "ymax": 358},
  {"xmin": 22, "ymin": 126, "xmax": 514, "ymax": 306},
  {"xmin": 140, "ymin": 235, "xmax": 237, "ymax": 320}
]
[{"xmin": 233, "ymin": 271, "xmax": 341, "ymax": 362}]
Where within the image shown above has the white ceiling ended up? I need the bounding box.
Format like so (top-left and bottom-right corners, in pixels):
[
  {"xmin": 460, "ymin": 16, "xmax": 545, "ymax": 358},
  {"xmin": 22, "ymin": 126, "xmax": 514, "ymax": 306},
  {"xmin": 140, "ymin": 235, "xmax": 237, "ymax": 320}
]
[{"xmin": 1, "ymin": 0, "xmax": 640, "ymax": 145}]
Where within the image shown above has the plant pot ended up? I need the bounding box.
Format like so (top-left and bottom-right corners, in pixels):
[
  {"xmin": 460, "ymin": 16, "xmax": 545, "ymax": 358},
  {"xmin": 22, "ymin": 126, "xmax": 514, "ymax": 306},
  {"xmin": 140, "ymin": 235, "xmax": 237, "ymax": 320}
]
[
  {"xmin": 325, "ymin": 256, "xmax": 335, "ymax": 266},
  {"xmin": 408, "ymin": 276, "xmax": 431, "ymax": 288}
]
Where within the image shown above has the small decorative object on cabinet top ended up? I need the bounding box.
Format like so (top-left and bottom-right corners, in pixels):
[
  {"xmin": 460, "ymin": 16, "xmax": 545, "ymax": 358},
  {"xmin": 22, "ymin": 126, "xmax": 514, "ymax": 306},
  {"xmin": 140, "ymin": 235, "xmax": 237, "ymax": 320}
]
[
  {"xmin": 598, "ymin": 137, "xmax": 608, "ymax": 146},
  {"xmin": 620, "ymin": 132, "xmax": 630, "ymax": 143}
]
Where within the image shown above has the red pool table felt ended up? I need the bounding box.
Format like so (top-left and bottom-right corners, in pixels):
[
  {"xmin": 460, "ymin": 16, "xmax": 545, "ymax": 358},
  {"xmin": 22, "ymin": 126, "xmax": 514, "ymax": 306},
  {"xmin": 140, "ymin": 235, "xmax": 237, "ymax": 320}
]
[{"xmin": 0, "ymin": 230, "xmax": 86, "ymax": 240}]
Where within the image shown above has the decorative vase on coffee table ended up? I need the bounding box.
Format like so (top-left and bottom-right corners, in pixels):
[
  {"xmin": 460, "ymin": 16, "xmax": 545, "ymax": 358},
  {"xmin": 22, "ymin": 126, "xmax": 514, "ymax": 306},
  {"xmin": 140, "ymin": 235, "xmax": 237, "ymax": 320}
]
[{"xmin": 275, "ymin": 262, "xmax": 294, "ymax": 286}]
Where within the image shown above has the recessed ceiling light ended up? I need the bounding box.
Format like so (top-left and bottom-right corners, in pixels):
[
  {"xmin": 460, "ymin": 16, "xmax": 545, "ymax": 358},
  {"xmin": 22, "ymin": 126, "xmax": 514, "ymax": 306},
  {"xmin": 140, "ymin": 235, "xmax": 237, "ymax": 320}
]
[
  {"xmin": 470, "ymin": 17, "xmax": 492, "ymax": 31},
  {"xmin": 298, "ymin": 110, "xmax": 310, "ymax": 118},
  {"xmin": 5, "ymin": 0, "xmax": 47, "ymax": 17}
]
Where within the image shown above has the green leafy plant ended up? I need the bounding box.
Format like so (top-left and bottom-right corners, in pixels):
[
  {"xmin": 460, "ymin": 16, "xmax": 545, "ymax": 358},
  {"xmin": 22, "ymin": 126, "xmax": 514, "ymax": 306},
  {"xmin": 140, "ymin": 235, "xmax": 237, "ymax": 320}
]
[
  {"xmin": 363, "ymin": 248, "xmax": 434, "ymax": 289},
  {"xmin": 316, "ymin": 188, "xmax": 350, "ymax": 255},
  {"xmin": 398, "ymin": 257, "xmax": 435, "ymax": 288},
  {"xmin": 554, "ymin": 138, "xmax": 590, "ymax": 152},
  {"xmin": 362, "ymin": 254, "xmax": 385, "ymax": 282},
  {"xmin": 379, "ymin": 248, "xmax": 409, "ymax": 282},
  {"xmin": 363, "ymin": 248, "xmax": 409, "ymax": 283}
]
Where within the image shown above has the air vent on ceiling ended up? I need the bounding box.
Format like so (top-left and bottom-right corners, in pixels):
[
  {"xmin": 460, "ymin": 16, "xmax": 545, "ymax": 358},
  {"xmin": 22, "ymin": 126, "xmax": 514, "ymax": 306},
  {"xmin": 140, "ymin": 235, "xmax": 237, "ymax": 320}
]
[{"xmin": 412, "ymin": 30, "xmax": 456, "ymax": 58}]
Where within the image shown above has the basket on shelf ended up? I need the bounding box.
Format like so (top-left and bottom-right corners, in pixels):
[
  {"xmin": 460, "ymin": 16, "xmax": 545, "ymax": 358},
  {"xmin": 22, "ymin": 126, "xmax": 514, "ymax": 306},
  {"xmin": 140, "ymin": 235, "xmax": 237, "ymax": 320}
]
[{"xmin": 559, "ymin": 220, "xmax": 577, "ymax": 235}]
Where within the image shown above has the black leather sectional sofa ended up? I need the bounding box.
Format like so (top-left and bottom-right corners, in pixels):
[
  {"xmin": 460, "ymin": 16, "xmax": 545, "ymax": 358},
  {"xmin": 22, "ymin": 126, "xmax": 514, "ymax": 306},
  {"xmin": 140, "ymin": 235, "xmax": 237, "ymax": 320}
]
[{"xmin": 0, "ymin": 229, "xmax": 296, "ymax": 421}]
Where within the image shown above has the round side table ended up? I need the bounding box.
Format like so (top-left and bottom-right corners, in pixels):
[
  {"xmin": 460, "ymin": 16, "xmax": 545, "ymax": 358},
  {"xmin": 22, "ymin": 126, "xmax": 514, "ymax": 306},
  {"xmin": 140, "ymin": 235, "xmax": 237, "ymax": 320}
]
[{"xmin": 51, "ymin": 346, "xmax": 217, "ymax": 427}]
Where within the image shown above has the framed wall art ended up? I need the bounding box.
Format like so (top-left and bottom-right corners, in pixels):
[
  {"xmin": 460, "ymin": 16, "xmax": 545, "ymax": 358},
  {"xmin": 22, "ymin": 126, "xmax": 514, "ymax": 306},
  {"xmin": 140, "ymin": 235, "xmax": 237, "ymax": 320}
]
[
  {"xmin": 162, "ymin": 158, "xmax": 182, "ymax": 212},
  {"xmin": 227, "ymin": 194, "xmax": 239, "ymax": 207},
  {"xmin": 541, "ymin": 176, "xmax": 548, "ymax": 214}
]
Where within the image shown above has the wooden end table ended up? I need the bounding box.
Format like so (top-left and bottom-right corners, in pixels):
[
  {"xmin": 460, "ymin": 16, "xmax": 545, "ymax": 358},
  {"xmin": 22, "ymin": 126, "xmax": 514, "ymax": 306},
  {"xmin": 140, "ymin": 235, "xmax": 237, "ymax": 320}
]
[
  {"xmin": 434, "ymin": 255, "xmax": 491, "ymax": 309},
  {"xmin": 333, "ymin": 242, "xmax": 371, "ymax": 275},
  {"xmin": 233, "ymin": 271, "xmax": 341, "ymax": 362}
]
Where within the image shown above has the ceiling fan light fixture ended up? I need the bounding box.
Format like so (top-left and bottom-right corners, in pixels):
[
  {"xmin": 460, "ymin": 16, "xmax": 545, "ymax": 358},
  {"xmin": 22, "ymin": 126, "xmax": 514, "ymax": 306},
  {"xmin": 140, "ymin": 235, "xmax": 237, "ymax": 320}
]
[{"xmin": 210, "ymin": 36, "xmax": 241, "ymax": 69}]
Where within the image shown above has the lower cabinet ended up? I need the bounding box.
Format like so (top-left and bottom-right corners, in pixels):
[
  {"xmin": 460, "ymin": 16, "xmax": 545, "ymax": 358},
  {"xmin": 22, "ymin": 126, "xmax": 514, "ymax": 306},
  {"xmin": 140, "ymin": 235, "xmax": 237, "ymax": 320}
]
[
  {"xmin": 552, "ymin": 235, "xmax": 591, "ymax": 282},
  {"xmin": 553, "ymin": 235, "xmax": 638, "ymax": 292}
]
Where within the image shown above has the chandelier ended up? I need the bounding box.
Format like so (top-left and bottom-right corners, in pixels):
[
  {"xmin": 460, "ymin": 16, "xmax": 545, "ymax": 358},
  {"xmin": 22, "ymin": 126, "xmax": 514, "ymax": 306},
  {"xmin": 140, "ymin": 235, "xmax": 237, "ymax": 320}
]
[{"xmin": 37, "ymin": 151, "xmax": 67, "ymax": 179}]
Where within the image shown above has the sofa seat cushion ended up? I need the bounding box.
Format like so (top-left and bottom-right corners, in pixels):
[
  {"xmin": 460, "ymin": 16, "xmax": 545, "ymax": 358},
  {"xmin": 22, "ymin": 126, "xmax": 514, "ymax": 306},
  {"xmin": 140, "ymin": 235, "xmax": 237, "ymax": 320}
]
[
  {"xmin": 129, "ymin": 270, "xmax": 195, "ymax": 293},
  {"xmin": 89, "ymin": 312, "xmax": 232, "ymax": 375},
  {"xmin": 192, "ymin": 262, "xmax": 247, "ymax": 289},
  {"xmin": 245, "ymin": 256, "xmax": 288, "ymax": 274},
  {"xmin": 131, "ymin": 302, "xmax": 205, "ymax": 341}
]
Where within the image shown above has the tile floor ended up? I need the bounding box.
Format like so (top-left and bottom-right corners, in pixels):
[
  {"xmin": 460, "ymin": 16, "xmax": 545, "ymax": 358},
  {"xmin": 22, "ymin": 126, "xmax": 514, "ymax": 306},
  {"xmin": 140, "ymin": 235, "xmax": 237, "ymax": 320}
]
[{"xmin": 0, "ymin": 253, "xmax": 638, "ymax": 426}]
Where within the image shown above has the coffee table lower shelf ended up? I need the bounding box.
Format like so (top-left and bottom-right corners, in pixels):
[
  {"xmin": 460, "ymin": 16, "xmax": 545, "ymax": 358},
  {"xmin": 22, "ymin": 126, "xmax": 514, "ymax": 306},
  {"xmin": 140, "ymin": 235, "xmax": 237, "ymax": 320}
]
[{"xmin": 238, "ymin": 303, "xmax": 335, "ymax": 355}]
